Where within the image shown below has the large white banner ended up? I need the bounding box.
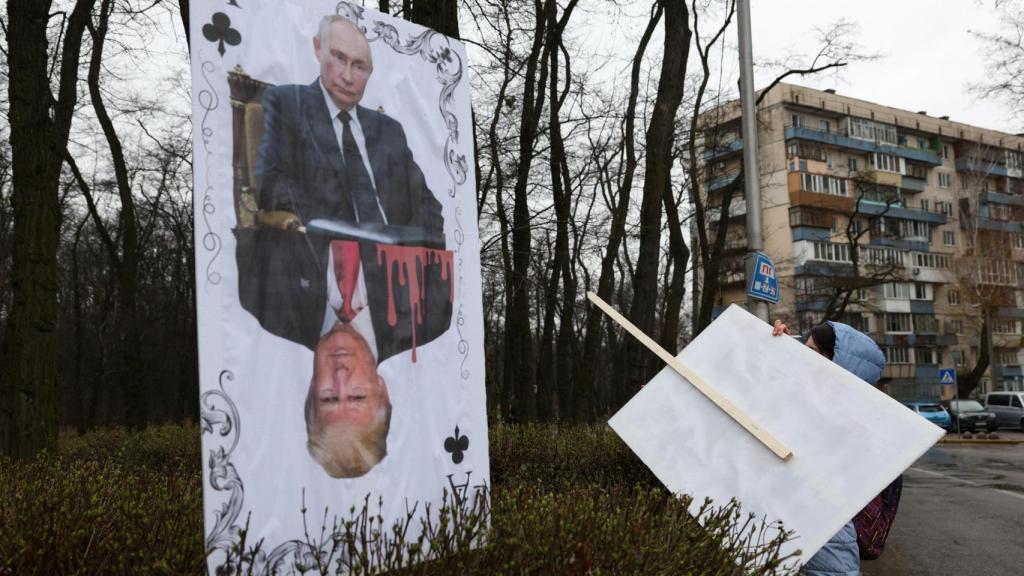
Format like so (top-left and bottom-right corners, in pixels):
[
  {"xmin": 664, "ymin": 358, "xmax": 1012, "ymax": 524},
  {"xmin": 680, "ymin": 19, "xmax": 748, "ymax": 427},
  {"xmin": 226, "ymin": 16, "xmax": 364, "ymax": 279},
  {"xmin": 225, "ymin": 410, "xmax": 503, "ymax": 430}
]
[
  {"xmin": 610, "ymin": 305, "xmax": 944, "ymax": 568},
  {"xmin": 190, "ymin": 2, "xmax": 487, "ymax": 573}
]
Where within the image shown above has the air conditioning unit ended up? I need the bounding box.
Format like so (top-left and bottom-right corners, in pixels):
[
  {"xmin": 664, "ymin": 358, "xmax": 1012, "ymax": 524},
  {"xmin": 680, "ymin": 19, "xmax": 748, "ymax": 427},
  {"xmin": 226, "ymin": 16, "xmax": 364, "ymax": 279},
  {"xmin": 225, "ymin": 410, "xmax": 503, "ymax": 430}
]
[{"xmin": 912, "ymin": 268, "xmax": 921, "ymax": 276}]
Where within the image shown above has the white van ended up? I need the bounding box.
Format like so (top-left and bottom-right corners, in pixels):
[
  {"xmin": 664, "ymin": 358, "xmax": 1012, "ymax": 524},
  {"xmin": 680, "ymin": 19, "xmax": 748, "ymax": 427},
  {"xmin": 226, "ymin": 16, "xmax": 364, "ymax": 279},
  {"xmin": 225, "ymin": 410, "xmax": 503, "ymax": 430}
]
[{"xmin": 983, "ymin": 391, "xmax": 1024, "ymax": 430}]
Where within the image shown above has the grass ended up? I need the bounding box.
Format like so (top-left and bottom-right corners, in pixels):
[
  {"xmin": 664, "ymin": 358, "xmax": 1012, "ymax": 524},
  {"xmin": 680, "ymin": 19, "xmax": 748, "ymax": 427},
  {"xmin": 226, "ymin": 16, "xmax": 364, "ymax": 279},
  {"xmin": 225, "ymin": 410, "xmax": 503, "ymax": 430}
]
[{"xmin": 0, "ymin": 423, "xmax": 797, "ymax": 575}]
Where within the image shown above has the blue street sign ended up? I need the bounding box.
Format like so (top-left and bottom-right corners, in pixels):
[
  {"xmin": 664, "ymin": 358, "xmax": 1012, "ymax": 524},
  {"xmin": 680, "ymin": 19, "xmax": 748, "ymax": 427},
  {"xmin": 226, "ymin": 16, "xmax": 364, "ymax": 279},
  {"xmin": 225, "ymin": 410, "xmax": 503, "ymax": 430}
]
[
  {"xmin": 747, "ymin": 252, "xmax": 779, "ymax": 304},
  {"xmin": 939, "ymin": 368, "xmax": 956, "ymax": 386}
]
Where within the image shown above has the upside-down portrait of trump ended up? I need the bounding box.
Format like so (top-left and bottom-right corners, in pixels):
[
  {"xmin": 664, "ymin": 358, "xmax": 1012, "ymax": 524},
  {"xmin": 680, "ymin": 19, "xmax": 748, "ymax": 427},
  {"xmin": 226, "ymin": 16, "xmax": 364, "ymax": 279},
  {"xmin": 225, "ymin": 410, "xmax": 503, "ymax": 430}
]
[{"xmin": 234, "ymin": 15, "xmax": 454, "ymax": 478}]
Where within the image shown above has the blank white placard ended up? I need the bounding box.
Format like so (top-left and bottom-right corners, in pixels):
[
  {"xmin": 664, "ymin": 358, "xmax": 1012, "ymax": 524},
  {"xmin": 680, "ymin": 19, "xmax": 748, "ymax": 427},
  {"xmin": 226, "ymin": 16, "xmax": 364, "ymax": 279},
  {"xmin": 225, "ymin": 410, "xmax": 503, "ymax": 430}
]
[{"xmin": 609, "ymin": 304, "xmax": 944, "ymax": 566}]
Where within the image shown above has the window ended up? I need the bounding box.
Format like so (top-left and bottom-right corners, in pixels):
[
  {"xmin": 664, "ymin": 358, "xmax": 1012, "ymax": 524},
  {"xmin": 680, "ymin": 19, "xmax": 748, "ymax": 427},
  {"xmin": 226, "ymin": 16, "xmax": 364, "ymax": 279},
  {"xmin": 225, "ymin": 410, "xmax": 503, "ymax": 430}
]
[
  {"xmin": 920, "ymin": 199, "xmax": 930, "ymax": 211},
  {"xmin": 1014, "ymin": 396, "xmax": 1024, "ymax": 409},
  {"xmin": 861, "ymin": 246, "xmax": 906, "ymax": 266},
  {"xmin": 884, "ymin": 311, "xmax": 909, "ymax": 330},
  {"xmin": 915, "ymin": 347, "xmax": 938, "ymax": 365},
  {"xmin": 847, "ymin": 118, "xmax": 898, "ymax": 145},
  {"xmin": 886, "ymin": 346, "xmax": 911, "ymax": 364},
  {"xmin": 915, "ymin": 314, "xmax": 939, "ymax": 333},
  {"xmin": 839, "ymin": 312, "xmax": 869, "ymax": 332},
  {"xmin": 848, "ymin": 157, "xmax": 859, "ymax": 172},
  {"xmin": 1015, "ymin": 234, "xmax": 1024, "ymax": 250},
  {"xmin": 938, "ymin": 172, "xmax": 952, "ymax": 188},
  {"xmin": 937, "ymin": 201, "xmax": 953, "ymax": 215},
  {"xmin": 826, "ymin": 153, "xmax": 833, "ymax": 168},
  {"xmin": 791, "ymin": 114, "xmax": 803, "ymax": 128},
  {"xmin": 997, "ymin": 349, "xmax": 1020, "ymax": 365},
  {"xmin": 989, "ymin": 394, "xmax": 1010, "ymax": 406},
  {"xmin": 811, "ymin": 242, "xmax": 851, "ymax": 262},
  {"xmin": 901, "ymin": 220, "xmax": 930, "ymax": 240},
  {"xmin": 993, "ymin": 319, "xmax": 1020, "ymax": 334},
  {"xmin": 870, "ymin": 153, "xmax": 901, "ymax": 173},
  {"xmin": 914, "ymin": 252, "xmax": 951, "ymax": 269},
  {"xmin": 943, "ymin": 230, "xmax": 956, "ymax": 246},
  {"xmin": 884, "ymin": 283, "xmax": 911, "ymax": 300},
  {"xmin": 821, "ymin": 119, "xmax": 830, "ymax": 133},
  {"xmin": 795, "ymin": 276, "xmax": 832, "ymax": 296},
  {"xmin": 950, "ymin": 319, "xmax": 964, "ymax": 334},
  {"xmin": 913, "ymin": 283, "xmax": 933, "ymax": 300},
  {"xmin": 942, "ymin": 144, "xmax": 950, "ymax": 159},
  {"xmin": 831, "ymin": 217, "xmax": 839, "ymax": 233},
  {"xmin": 1007, "ymin": 151, "xmax": 1022, "ymax": 171},
  {"xmin": 948, "ymin": 289, "xmax": 961, "ymax": 305},
  {"xmin": 800, "ymin": 173, "xmax": 849, "ymax": 196},
  {"xmin": 851, "ymin": 218, "xmax": 864, "ymax": 235}
]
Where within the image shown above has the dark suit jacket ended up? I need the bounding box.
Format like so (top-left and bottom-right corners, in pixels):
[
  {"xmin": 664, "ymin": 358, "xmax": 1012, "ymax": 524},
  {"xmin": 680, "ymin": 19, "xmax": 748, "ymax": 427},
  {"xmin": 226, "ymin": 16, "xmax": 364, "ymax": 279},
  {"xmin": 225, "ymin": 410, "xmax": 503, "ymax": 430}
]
[{"xmin": 235, "ymin": 80, "xmax": 451, "ymax": 361}]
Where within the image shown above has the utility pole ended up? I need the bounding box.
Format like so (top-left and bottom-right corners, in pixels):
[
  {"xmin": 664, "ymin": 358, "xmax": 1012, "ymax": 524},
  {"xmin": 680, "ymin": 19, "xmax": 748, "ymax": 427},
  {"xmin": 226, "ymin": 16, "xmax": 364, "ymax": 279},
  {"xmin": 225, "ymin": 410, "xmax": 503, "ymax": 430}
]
[{"xmin": 736, "ymin": 0, "xmax": 768, "ymax": 322}]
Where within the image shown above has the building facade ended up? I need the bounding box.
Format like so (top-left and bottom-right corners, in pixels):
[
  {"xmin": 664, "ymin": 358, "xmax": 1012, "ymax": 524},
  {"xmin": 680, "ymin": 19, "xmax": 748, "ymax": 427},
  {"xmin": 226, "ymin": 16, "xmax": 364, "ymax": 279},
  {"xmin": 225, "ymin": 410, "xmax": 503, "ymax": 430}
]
[{"xmin": 697, "ymin": 83, "xmax": 1024, "ymax": 401}]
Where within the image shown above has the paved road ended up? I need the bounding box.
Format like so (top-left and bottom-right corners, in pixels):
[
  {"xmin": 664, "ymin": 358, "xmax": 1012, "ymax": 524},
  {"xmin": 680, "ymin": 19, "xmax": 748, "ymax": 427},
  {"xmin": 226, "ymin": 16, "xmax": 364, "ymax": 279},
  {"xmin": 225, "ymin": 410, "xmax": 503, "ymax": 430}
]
[{"xmin": 862, "ymin": 430, "xmax": 1024, "ymax": 576}]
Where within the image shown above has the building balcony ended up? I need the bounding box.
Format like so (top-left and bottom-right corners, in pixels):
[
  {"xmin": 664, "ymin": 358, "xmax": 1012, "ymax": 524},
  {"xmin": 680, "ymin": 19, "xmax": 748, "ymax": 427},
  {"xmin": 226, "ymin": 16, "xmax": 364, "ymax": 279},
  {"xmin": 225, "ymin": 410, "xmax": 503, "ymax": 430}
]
[
  {"xmin": 789, "ymin": 206, "xmax": 833, "ymax": 229},
  {"xmin": 900, "ymin": 175, "xmax": 926, "ymax": 193},
  {"xmin": 857, "ymin": 168, "xmax": 902, "ymax": 187},
  {"xmin": 703, "ymin": 139, "xmax": 743, "ymax": 161},
  {"xmin": 983, "ymin": 190, "xmax": 1024, "ymax": 207},
  {"xmin": 868, "ymin": 237, "xmax": 930, "ymax": 253},
  {"xmin": 707, "ymin": 171, "xmax": 742, "ymax": 193},
  {"xmin": 707, "ymin": 197, "xmax": 747, "ymax": 222},
  {"xmin": 976, "ymin": 217, "xmax": 1024, "ymax": 233},
  {"xmin": 882, "ymin": 364, "xmax": 916, "ymax": 380},
  {"xmin": 993, "ymin": 333, "xmax": 1023, "ymax": 348},
  {"xmin": 855, "ymin": 202, "xmax": 947, "ymax": 224},
  {"xmin": 955, "ymin": 158, "xmax": 1009, "ymax": 177},
  {"xmin": 785, "ymin": 126, "xmax": 942, "ymax": 165},
  {"xmin": 996, "ymin": 307, "xmax": 1024, "ymax": 319}
]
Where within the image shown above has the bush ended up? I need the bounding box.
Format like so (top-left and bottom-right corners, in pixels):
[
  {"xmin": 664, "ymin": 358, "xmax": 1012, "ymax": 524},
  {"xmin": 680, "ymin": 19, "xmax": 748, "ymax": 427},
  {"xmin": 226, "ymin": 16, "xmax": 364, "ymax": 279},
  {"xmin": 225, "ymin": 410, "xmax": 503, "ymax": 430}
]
[{"xmin": 0, "ymin": 424, "xmax": 797, "ymax": 575}]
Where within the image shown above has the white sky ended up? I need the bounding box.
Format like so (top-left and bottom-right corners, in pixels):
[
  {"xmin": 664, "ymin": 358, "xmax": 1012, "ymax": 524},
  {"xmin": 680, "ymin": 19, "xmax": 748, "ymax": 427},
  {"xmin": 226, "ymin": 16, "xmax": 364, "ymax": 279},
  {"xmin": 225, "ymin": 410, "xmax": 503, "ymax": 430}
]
[
  {"xmin": 750, "ymin": 0, "xmax": 1015, "ymax": 132},
  {"xmin": 566, "ymin": 0, "xmax": 1016, "ymax": 133}
]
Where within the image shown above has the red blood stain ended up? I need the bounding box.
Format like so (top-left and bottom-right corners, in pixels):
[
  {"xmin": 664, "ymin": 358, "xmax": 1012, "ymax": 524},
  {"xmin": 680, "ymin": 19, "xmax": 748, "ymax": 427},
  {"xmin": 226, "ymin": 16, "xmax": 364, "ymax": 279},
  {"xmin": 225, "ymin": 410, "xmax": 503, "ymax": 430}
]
[{"xmin": 376, "ymin": 244, "xmax": 454, "ymax": 362}]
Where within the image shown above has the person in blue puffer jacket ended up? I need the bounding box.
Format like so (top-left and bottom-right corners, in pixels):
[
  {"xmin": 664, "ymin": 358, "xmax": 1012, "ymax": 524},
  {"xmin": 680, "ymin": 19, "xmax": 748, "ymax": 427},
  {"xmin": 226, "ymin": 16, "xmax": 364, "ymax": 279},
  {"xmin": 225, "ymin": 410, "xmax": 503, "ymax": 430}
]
[{"xmin": 772, "ymin": 318, "xmax": 887, "ymax": 576}]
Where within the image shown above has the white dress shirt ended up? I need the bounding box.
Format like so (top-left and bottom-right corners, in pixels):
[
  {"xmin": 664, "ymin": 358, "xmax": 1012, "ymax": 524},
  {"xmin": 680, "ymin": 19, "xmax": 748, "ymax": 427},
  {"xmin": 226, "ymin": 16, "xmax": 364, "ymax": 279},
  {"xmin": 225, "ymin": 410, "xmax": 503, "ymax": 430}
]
[{"xmin": 317, "ymin": 80, "xmax": 383, "ymax": 361}]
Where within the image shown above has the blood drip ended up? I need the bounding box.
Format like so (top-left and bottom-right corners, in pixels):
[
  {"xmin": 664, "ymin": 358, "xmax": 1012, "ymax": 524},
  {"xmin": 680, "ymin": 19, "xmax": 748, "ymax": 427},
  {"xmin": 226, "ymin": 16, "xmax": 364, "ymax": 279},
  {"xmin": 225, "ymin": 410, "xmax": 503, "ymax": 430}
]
[{"xmin": 376, "ymin": 244, "xmax": 455, "ymax": 362}]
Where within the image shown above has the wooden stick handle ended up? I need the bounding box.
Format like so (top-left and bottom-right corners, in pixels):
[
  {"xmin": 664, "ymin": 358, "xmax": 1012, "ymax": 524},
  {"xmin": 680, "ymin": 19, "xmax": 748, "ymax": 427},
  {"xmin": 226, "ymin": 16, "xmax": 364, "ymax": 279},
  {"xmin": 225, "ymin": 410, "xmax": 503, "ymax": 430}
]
[{"xmin": 587, "ymin": 292, "xmax": 793, "ymax": 462}]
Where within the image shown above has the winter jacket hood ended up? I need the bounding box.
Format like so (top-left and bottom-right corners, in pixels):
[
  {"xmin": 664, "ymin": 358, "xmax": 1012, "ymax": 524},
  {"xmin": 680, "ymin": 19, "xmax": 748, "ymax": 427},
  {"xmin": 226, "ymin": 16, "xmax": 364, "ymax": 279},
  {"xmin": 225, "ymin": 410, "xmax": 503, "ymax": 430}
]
[{"xmin": 828, "ymin": 321, "xmax": 886, "ymax": 385}]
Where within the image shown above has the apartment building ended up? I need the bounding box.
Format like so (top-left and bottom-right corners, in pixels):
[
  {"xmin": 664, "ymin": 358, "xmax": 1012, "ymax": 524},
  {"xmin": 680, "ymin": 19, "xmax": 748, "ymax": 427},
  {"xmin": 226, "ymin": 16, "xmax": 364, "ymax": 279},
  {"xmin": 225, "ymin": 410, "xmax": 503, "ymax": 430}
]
[{"xmin": 697, "ymin": 83, "xmax": 1024, "ymax": 400}]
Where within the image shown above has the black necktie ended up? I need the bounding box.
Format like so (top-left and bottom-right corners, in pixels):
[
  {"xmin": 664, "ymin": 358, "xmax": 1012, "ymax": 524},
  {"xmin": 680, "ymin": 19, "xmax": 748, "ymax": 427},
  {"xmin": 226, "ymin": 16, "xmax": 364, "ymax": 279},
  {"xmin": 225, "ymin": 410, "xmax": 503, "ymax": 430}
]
[{"xmin": 338, "ymin": 110, "xmax": 383, "ymax": 224}]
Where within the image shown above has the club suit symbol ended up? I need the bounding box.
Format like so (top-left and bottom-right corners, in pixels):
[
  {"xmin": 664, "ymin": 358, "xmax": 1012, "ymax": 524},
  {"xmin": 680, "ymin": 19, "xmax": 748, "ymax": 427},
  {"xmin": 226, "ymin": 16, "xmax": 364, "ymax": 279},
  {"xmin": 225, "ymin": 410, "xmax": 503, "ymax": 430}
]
[
  {"xmin": 203, "ymin": 13, "xmax": 241, "ymax": 57},
  {"xmin": 443, "ymin": 426, "xmax": 469, "ymax": 464}
]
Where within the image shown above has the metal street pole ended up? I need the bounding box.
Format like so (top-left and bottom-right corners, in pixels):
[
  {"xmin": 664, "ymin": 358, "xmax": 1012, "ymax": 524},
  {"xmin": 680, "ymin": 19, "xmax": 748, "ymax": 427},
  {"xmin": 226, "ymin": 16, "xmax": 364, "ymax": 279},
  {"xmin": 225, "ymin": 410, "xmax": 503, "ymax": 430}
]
[
  {"xmin": 986, "ymin": 306, "xmax": 998, "ymax": 393},
  {"xmin": 736, "ymin": 0, "xmax": 768, "ymax": 322}
]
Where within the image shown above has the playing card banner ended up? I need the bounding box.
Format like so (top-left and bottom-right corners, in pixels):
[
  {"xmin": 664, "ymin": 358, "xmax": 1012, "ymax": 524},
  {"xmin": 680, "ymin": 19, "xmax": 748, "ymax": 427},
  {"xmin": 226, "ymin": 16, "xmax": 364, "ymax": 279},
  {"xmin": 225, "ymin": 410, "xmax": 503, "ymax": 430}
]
[{"xmin": 190, "ymin": 2, "xmax": 487, "ymax": 573}]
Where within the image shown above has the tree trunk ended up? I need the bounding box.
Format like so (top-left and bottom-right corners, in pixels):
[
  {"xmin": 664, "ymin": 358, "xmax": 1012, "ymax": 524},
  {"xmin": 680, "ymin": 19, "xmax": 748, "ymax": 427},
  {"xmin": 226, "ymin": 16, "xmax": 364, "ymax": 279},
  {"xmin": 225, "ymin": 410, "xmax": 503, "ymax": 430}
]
[
  {"xmin": 618, "ymin": 0, "xmax": 692, "ymax": 404},
  {"xmin": 504, "ymin": 0, "xmax": 553, "ymax": 422},
  {"xmin": 86, "ymin": 0, "xmax": 147, "ymax": 428},
  {"xmin": 3, "ymin": 0, "xmax": 96, "ymax": 458},
  {"xmin": 574, "ymin": 3, "xmax": 662, "ymax": 421},
  {"xmin": 408, "ymin": 0, "xmax": 460, "ymax": 38}
]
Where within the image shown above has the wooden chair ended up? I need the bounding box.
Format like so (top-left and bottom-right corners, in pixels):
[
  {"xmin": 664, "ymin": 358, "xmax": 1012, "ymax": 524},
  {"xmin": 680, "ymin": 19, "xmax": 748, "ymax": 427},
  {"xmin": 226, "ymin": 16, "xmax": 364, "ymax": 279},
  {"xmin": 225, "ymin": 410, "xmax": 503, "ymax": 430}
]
[{"xmin": 228, "ymin": 66, "xmax": 272, "ymax": 228}]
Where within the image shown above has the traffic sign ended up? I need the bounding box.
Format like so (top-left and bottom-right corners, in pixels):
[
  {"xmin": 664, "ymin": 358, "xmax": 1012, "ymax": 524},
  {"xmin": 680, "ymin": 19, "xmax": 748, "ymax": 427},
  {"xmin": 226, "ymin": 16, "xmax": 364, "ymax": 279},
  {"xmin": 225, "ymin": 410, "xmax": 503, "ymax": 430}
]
[
  {"xmin": 939, "ymin": 368, "xmax": 956, "ymax": 386},
  {"xmin": 747, "ymin": 252, "xmax": 779, "ymax": 304}
]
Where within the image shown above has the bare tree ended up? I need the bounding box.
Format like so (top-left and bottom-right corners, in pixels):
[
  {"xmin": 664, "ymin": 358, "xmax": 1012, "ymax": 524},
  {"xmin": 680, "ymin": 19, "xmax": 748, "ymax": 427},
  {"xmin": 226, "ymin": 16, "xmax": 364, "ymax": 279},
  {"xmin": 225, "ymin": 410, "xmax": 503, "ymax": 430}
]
[
  {"xmin": 3, "ymin": 0, "xmax": 98, "ymax": 458},
  {"xmin": 971, "ymin": 0, "xmax": 1024, "ymax": 127}
]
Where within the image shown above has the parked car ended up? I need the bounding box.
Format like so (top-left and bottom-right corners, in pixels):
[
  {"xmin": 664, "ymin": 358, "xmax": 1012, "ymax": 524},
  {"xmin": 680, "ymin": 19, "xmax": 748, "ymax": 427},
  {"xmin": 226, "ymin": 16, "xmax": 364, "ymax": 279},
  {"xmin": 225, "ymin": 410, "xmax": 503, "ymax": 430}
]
[
  {"xmin": 902, "ymin": 401, "xmax": 952, "ymax": 430},
  {"xmin": 983, "ymin": 391, "xmax": 1024, "ymax": 430},
  {"xmin": 944, "ymin": 400, "xmax": 998, "ymax": 433}
]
